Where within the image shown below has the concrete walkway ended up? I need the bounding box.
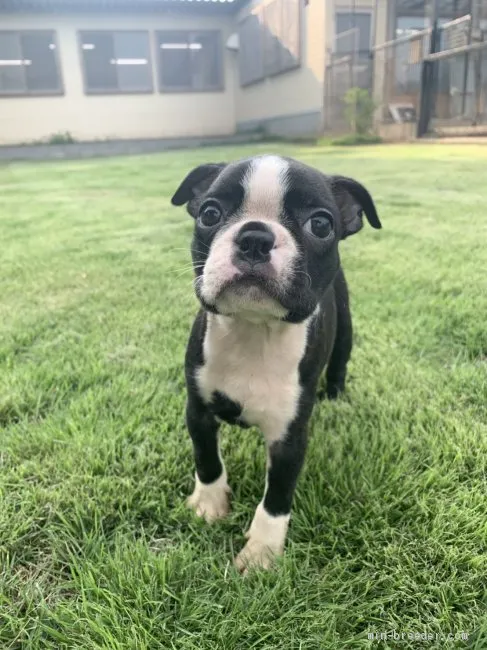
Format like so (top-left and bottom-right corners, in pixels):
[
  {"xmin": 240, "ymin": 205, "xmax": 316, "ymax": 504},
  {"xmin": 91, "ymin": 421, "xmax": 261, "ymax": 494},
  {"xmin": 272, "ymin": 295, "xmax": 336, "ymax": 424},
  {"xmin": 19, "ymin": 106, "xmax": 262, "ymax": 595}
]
[
  {"xmin": 421, "ymin": 136, "xmax": 487, "ymax": 144},
  {"xmin": 0, "ymin": 132, "xmax": 263, "ymax": 163}
]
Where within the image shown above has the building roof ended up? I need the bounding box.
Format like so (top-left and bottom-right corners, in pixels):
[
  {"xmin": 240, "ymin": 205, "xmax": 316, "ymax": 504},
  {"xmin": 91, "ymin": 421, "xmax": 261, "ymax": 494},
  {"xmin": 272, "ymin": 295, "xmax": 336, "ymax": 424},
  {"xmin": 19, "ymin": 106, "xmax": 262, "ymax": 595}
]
[{"xmin": 0, "ymin": 0, "xmax": 248, "ymax": 13}]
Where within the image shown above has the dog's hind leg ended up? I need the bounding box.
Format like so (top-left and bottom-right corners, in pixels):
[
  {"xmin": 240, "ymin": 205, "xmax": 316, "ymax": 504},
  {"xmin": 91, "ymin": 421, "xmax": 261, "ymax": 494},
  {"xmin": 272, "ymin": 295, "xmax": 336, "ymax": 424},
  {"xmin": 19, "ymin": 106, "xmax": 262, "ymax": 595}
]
[{"xmin": 324, "ymin": 269, "xmax": 352, "ymax": 399}]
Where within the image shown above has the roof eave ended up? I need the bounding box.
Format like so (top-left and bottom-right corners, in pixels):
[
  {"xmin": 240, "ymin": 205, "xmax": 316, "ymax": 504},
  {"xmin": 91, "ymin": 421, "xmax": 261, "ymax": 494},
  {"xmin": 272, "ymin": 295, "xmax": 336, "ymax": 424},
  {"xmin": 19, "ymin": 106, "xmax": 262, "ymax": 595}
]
[{"xmin": 0, "ymin": 0, "xmax": 249, "ymax": 15}]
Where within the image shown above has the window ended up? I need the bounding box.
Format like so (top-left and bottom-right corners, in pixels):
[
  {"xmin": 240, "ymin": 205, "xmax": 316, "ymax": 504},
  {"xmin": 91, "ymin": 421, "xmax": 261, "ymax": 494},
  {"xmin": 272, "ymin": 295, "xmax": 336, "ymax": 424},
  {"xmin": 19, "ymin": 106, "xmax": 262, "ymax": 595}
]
[
  {"xmin": 156, "ymin": 31, "xmax": 223, "ymax": 92},
  {"xmin": 335, "ymin": 12, "xmax": 372, "ymax": 59},
  {"xmin": 238, "ymin": 0, "xmax": 301, "ymax": 87},
  {"xmin": 79, "ymin": 31, "xmax": 152, "ymax": 94},
  {"xmin": 396, "ymin": 16, "xmax": 427, "ymax": 38},
  {"xmin": 0, "ymin": 30, "xmax": 62, "ymax": 96}
]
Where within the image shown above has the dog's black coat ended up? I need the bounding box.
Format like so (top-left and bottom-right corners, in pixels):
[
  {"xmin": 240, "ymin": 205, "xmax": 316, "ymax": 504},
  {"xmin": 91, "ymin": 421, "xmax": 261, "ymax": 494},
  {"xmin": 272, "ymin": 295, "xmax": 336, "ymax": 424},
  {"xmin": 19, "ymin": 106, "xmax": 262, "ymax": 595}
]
[{"xmin": 172, "ymin": 155, "xmax": 381, "ymax": 564}]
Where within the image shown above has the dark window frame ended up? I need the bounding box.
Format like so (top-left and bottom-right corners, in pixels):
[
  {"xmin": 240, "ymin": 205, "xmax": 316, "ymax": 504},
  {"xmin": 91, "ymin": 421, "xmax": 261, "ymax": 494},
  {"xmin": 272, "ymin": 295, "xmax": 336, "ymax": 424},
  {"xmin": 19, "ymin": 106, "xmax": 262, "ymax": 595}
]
[
  {"xmin": 238, "ymin": 0, "xmax": 302, "ymax": 89},
  {"xmin": 78, "ymin": 29, "xmax": 154, "ymax": 96},
  {"xmin": 0, "ymin": 29, "xmax": 63, "ymax": 98},
  {"xmin": 156, "ymin": 30, "xmax": 224, "ymax": 94},
  {"xmin": 334, "ymin": 11, "xmax": 373, "ymax": 60}
]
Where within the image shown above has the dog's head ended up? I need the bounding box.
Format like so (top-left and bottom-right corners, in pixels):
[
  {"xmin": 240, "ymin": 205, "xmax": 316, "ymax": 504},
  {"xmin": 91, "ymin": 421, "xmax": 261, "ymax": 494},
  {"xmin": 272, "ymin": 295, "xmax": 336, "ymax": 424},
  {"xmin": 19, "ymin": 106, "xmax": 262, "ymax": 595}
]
[{"xmin": 171, "ymin": 155, "xmax": 381, "ymax": 323}]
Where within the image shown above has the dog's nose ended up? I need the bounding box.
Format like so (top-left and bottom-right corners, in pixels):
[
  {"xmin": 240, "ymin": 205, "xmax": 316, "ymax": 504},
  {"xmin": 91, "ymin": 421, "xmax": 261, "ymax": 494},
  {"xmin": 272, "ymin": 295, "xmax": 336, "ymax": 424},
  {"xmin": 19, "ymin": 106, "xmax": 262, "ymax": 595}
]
[{"xmin": 235, "ymin": 222, "xmax": 275, "ymax": 265}]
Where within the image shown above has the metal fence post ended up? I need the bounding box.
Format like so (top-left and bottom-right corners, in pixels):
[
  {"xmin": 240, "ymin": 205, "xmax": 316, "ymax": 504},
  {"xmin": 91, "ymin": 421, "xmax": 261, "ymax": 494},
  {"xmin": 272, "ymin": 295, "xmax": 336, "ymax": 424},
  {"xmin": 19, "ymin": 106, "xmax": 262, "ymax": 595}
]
[{"xmin": 417, "ymin": 0, "xmax": 440, "ymax": 137}]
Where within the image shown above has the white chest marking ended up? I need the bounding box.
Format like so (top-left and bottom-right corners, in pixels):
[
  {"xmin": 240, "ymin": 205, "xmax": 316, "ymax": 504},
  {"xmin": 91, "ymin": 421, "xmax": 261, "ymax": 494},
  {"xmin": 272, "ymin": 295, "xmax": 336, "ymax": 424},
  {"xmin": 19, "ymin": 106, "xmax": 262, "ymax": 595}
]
[{"xmin": 196, "ymin": 314, "xmax": 309, "ymax": 442}]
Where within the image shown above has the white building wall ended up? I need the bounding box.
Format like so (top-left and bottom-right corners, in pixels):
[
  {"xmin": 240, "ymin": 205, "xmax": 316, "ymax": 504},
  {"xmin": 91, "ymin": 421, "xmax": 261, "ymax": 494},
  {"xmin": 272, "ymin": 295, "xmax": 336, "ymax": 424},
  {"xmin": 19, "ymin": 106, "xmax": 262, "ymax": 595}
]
[{"xmin": 0, "ymin": 12, "xmax": 236, "ymax": 145}]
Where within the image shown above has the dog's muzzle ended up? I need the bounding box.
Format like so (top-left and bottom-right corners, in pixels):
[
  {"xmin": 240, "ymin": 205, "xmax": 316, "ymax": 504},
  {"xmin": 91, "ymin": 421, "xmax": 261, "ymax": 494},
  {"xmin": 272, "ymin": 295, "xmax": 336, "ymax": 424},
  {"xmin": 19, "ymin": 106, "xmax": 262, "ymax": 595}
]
[{"xmin": 198, "ymin": 216, "xmax": 298, "ymax": 315}]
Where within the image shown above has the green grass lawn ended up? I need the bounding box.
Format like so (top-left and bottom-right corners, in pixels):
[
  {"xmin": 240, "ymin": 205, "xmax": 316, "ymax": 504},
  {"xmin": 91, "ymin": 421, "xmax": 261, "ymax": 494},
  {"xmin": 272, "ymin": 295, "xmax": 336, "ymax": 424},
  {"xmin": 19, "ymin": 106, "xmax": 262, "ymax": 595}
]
[{"xmin": 1, "ymin": 143, "xmax": 486, "ymax": 649}]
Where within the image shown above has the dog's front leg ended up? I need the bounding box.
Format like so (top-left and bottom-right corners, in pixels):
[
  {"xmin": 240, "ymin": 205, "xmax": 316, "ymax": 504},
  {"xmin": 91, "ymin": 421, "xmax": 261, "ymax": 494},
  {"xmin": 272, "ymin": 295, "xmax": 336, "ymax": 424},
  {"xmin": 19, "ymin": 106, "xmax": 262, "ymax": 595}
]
[
  {"xmin": 235, "ymin": 421, "xmax": 307, "ymax": 572},
  {"xmin": 186, "ymin": 395, "xmax": 230, "ymax": 523}
]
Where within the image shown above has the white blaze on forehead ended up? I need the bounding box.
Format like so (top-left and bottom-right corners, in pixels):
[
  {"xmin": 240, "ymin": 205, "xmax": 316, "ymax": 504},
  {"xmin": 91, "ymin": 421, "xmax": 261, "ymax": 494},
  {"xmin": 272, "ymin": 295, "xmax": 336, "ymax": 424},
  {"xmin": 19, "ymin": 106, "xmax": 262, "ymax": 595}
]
[{"xmin": 242, "ymin": 155, "xmax": 289, "ymax": 220}]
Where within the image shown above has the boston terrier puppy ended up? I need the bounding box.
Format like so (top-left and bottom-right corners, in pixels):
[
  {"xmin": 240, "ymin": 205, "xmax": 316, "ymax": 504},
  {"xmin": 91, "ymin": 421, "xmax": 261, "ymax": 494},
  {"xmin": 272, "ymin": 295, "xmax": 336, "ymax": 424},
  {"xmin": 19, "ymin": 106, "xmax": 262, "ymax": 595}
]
[{"xmin": 171, "ymin": 155, "xmax": 381, "ymax": 572}]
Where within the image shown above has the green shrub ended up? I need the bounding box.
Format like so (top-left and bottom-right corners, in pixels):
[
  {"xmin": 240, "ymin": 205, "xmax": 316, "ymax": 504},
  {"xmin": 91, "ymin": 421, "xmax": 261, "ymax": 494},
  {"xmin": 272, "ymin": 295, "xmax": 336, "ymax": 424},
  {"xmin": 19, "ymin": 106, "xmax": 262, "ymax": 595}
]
[
  {"xmin": 344, "ymin": 87, "xmax": 376, "ymax": 135},
  {"xmin": 47, "ymin": 131, "xmax": 76, "ymax": 145}
]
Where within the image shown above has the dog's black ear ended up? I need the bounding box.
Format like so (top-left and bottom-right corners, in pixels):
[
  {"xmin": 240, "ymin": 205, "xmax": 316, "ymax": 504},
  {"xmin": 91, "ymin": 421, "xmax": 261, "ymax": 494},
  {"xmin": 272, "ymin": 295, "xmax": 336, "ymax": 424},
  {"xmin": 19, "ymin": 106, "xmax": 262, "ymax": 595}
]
[
  {"xmin": 331, "ymin": 176, "xmax": 382, "ymax": 239},
  {"xmin": 171, "ymin": 163, "xmax": 226, "ymax": 213}
]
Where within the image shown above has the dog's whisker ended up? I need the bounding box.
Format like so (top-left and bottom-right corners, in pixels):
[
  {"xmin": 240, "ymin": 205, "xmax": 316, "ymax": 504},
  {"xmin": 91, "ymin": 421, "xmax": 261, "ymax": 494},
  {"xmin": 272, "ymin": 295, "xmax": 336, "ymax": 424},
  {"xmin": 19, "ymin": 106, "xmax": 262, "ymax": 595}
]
[
  {"xmin": 170, "ymin": 262, "xmax": 206, "ymax": 271},
  {"xmin": 174, "ymin": 266, "xmax": 205, "ymax": 279},
  {"xmin": 170, "ymin": 265, "xmax": 197, "ymax": 273},
  {"xmin": 175, "ymin": 270, "xmax": 196, "ymax": 279},
  {"xmin": 171, "ymin": 269, "xmax": 199, "ymax": 278},
  {"xmin": 193, "ymin": 241, "xmax": 212, "ymax": 252},
  {"xmin": 171, "ymin": 264, "xmax": 205, "ymax": 272}
]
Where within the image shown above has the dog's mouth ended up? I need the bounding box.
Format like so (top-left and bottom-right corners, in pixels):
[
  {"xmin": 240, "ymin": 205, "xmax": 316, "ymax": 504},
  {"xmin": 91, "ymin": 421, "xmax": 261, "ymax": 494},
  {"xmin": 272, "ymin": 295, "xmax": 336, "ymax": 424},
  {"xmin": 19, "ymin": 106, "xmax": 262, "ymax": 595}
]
[
  {"xmin": 213, "ymin": 271, "xmax": 286, "ymax": 318},
  {"xmin": 219, "ymin": 271, "xmax": 276, "ymax": 300}
]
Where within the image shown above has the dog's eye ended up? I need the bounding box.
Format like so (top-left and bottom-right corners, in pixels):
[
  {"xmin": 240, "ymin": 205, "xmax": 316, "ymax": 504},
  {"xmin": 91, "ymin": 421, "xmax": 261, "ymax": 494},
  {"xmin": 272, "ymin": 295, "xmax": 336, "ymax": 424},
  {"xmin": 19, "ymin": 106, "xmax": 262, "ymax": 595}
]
[
  {"xmin": 304, "ymin": 212, "xmax": 334, "ymax": 240},
  {"xmin": 199, "ymin": 204, "xmax": 222, "ymax": 228}
]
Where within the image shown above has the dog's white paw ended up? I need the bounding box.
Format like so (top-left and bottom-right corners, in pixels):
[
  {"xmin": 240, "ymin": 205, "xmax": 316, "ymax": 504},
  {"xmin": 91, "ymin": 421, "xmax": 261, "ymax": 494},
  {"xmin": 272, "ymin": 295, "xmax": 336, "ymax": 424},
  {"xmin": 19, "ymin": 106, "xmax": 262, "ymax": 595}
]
[
  {"xmin": 187, "ymin": 472, "xmax": 230, "ymax": 523},
  {"xmin": 234, "ymin": 502, "xmax": 290, "ymax": 573},
  {"xmin": 234, "ymin": 538, "xmax": 280, "ymax": 572}
]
